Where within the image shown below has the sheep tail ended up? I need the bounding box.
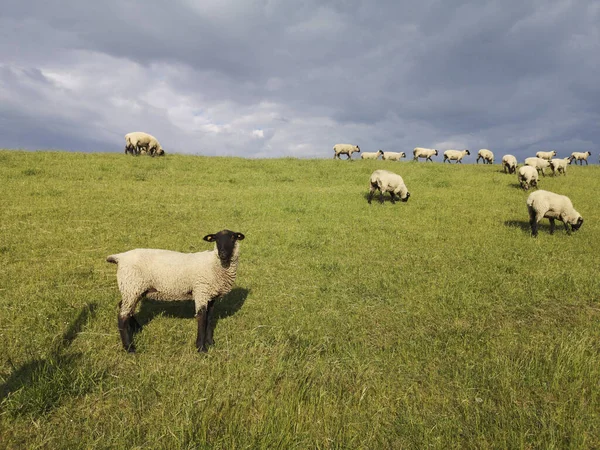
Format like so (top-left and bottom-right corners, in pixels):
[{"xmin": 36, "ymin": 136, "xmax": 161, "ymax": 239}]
[{"xmin": 106, "ymin": 255, "xmax": 118, "ymax": 264}]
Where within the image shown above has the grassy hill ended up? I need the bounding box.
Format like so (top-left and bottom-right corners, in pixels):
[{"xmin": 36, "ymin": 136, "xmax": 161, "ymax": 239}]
[{"xmin": 1, "ymin": 150, "xmax": 599, "ymax": 448}]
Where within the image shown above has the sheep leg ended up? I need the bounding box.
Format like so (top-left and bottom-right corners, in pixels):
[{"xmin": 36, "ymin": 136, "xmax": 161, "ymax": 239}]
[
  {"xmin": 389, "ymin": 192, "xmax": 396, "ymax": 204},
  {"xmin": 528, "ymin": 209, "xmax": 539, "ymax": 237},
  {"xmin": 205, "ymin": 299, "xmax": 216, "ymax": 346},
  {"xmin": 195, "ymin": 304, "xmax": 209, "ymax": 353},
  {"xmin": 117, "ymin": 315, "xmax": 136, "ymax": 352},
  {"xmin": 549, "ymin": 218, "xmax": 555, "ymax": 234},
  {"xmin": 367, "ymin": 186, "xmax": 377, "ymax": 204}
]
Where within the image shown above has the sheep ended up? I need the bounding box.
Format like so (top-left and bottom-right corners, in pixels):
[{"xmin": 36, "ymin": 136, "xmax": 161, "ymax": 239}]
[
  {"xmin": 535, "ymin": 150, "xmax": 557, "ymax": 160},
  {"xmin": 413, "ymin": 147, "xmax": 438, "ymax": 162},
  {"xmin": 501, "ymin": 154, "xmax": 518, "ymax": 174},
  {"xmin": 549, "ymin": 157, "xmax": 570, "ymax": 176},
  {"xmin": 367, "ymin": 169, "xmax": 410, "ymax": 204},
  {"xmin": 106, "ymin": 229, "xmax": 245, "ymax": 353},
  {"xmin": 476, "ymin": 149, "xmax": 494, "ymax": 164},
  {"xmin": 124, "ymin": 132, "xmax": 165, "ymax": 157},
  {"xmin": 382, "ymin": 151, "xmax": 406, "ymax": 161},
  {"xmin": 333, "ymin": 143, "xmax": 360, "ymax": 160},
  {"xmin": 361, "ymin": 150, "xmax": 383, "ymax": 160},
  {"xmin": 524, "ymin": 157, "xmax": 550, "ymax": 177},
  {"xmin": 526, "ymin": 190, "xmax": 583, "ymax": 237},
  {"xmin": 517, "ymin": 165, "xmax": 539, "ymax": 190},
  {"xmin": 443, "ymin": 149, "xmax": 470, "ymax": 163},
  {"xmin": 569, "ymin": 151, "xmax": 592, "ymax": 165}
]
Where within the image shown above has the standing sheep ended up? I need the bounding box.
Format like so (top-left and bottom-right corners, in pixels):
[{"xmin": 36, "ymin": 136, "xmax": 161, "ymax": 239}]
[
  {"xmin": 333, "ymin": 144, "xmax": 361, "ymax": 160},
  {"xmin": 518, "ymin": 165, "xmax": 539, "ymax": 190},
  {"xmin": 526, "ymin": 190, "xmax": 583, "ymax": 237},
  {"xmin": 413, "ymin": 147, "xmax": 438, "ymax": 162},
  {"xmin": 125, "ymin": 132, "xmax": 165, "ymax": 157},
  {"xmin": 106, "ymin": 229, "xmax": 245, "ymax": 353},
  {"xmin": 382, "ymin": 151, "xmax": 406, "ymax": 161},
  {"xmin": 535, "ymin": 150, "xmax": 557, "ymax": 160},
  {"xmin": 443, "ymin": 149, "xmax": 470, "ymax": 163},
  {"xmin": 501, "ymin": 154, "xmax": 518, "ymax": 174},
  {"xmin": 524, "ymin": 157, "xmax": 550, "ymax": 177},
  {"xmin": 361, "ymin": 150, "xmax": 383, "ymax": 160},
  {"xmin": 549, "ymin": 158, "xmax": 570, "ymax": 176},
  {"xmin": 569, "ymin": 151, "xmax": 592, "ymax": 165},
  {"xmin": 367, "ymin": 169, "xmax": 410, "ymax": 204},
  {"xmin": 476, "ymin": 149, "xmax": 494, "ymax": 164}
]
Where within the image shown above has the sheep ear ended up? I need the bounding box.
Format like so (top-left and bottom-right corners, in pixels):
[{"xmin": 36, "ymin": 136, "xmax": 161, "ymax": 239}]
[
  {"xmin": 235, "ymin": 232, "xmax": 245, "ymax": 241},
  {"xmin": 203, "ymin": 234, "xmax": 216, "ymax": 242}
]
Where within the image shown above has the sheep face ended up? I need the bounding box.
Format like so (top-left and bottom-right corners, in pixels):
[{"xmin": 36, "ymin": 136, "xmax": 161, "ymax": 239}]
[
  {"xmin": 203, "ymin": 230, "xmax": 245, "ymax": 263},
  {"xmin": 570, "ymin": 217, "xmax": 584, "ymax": 232},
  {"xmin": 401, "ymin": 192, "xmax": 411, "ymax": 202}
]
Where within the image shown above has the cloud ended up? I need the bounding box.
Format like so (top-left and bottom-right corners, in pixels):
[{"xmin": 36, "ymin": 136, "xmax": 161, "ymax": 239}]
[{"xmin": 0, "ymin": 0, "xmax": 598, "ymax": 160}]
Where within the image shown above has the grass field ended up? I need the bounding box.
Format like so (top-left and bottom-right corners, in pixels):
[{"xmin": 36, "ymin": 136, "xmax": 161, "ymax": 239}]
[{"xmin": 1, "ymin": 150, "xmax": 599, "ymax": 448}]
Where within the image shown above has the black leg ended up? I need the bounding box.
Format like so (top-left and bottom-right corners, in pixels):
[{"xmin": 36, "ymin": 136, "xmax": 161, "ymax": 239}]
[
  {"xmin": 529, "ymin": 216, "xmax": 538, "ymax": 237},
  {"xmin": 205, "ymin": 300, "xmax": 216, "ymax": 347},
  {"xmin": 196, "ymin": 305, "xmax": 208, "ymax": 353},
  {"xmin": 118, "ymin": 315, "xmax": 136, "ymax": 353},
  {"xmin": 379, "ymin": 192, "xmax": 384, "ymax": 203},
  {"xmin": 367, "ymin": 190, "xmax": 374, "ymax": 204},
  {"xmin": 390, "ymin": 193, "xmax": 396, "ymax": 204},
  {"xmin": 549, "ymin": 218, "xmax": 555, "ymax": 234}
]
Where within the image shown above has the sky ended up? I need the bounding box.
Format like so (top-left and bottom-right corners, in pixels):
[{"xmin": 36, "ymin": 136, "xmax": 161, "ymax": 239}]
[{"xmin": 0, "ymin": 0, "xmax": 598, "ymax": 160}]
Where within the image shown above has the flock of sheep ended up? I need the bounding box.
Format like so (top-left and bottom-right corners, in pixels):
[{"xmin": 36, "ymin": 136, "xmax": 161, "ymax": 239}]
[{"xmin": 333, "ymin": 143, "xmax": 587, "ymax": 239}]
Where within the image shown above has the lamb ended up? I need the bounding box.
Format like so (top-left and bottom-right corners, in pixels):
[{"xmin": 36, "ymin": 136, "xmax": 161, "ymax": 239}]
[
  {"xmin": 526, "ymin": 190, "xmax": 583, "ymax": 237},
  {"xmin": 535, "ymin": 150, "xmax": 557, "ymax": 160},
  {"xmin": 413, "ymin": 147, "xmax": 438, "ymax": 162},
  {"xmin": 382, "ymin": 151, "xmax": 406, "ymax": 161},
  {"xmin": 549, "ymin": 157, "xmax": 570, "ymax": 176},
  {"xmin": 443, "ymin": 149, "xmax": 470, "ymax": 163},
  {"xmin": 524, "ymin": 157, "xmax": 550, "ymax": 177},
  {"xmin": 501, "ymin": 154, "xmax": 518, "ymax": 174},
  {"xmin": 106, "ymin": 229, "xmax": 245, "ymax": 353},
  {"xmin": 367, "ymin": 169, "xmax": 410, "ymax": 204},
  {"xmin": 124, "ymin": 132, "xmax": 165, "ymax": 157},
  {"xmin": 476, "ymin": 149, "xmax": 494, "ymax": 164},
  {"xmin": 517, "ymin": 165, "xmax": 539, "ymax": 190},
  {"xmin": 569, "ymin": 151, "xmax": 592, "ymax": 165},
  {"xmin": 333, "ymin": 143, "xmax": 361, "ymax": 160},
  {"xmin": 360, "ymin": 150, "xmax": 383, "ymax": 160}
]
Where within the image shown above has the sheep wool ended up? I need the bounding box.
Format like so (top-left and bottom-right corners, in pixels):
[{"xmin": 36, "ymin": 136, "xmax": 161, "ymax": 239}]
[
  {"xmin": 382, "ymin": 151, "xmax": 406, "ymax": 161},
  {"xmin": 333, "ymin": 143, "xmax": 361, "ymax": 160},
  {"xmin": 368, "ymin": 169, "xmax": 410, "ymax": 204},
  {"xmin": 501, "ymin": 154, "xmax": 518, "ymax": 174},
  {"xmin": 535, "ymin": 150, "xmax": 557, "ymax": 160},
  {"xmin": 526, "ymin": 190, "xmax": 583, "ymax": 237},
  {"xmin": 125, "ymin": 132, "xmax": 165, "ymax": 156},
  {"xmin": 476, "ymin": 149, "xmax": 494, "ymax": 164},
  {"xmin": 107, "ymin": 229, "xmax": 245, "ymax": 353},
  {"xmin": 569, "ymin": 151, "xmax": 592, "ymax": 165},
  {"xmin": 549, "ymin": 158, "xmax": 570, "ymax": 176},
  {"xmin": 518, "ymin": 165, "xmax": 538, "ymax": 190},
  {"xmin": 413, "ymin": 147, "xmax": 438, "ymax": 162},
  {"xmin": 524, "ymin": 157, "xmax": 550, "ymax": 177},
  {"xmin": 443, "ymin": 149, "xmax": 470, "ymax": 163},
  {"xmin": 361, "ymin": 150, "xmax": 383, "ymax": 160}
]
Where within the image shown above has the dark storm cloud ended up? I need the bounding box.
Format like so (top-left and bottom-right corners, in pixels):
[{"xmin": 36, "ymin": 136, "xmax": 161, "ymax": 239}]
[{"xmin": 0, "ymin": 0, "xmax": 598, "ymax": 159}]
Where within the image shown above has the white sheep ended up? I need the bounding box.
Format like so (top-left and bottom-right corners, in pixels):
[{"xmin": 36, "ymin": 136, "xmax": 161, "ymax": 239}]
[
  {"xmin": 367, "ymin": 169, "xmax": 410, "ymax": 204},
  {"xmin": 524, "ymin": 157, "xmax": 550, "ymax": 177},
  {"xmin": 569, "ymin": 151, "xmax": 592, "ymax": 165},
  {"xmin": 382, "ymin": 151, "xmax": 406, "ymax": 161},
  {"xmin": 413, "ymin": 147, "xmax": 438, "ymax": 162},
  {"xmin": 549, "ymin": 157, "xmax": 570, "ymax": 176},
  {"xmin": 526, "ymin": 190, "xmax": 583, "ymax": 237},
  {"xmin": 517, "ymin": 165, "xmax": 539, "ymax": 190},
  {"xmin": 333, "ymin": 143, "xmax": 361, "ymax": 160},
  {"xmin": 125, "ymin": 132, "xmax": 165, "ymax": 157},
  {"xmin": 443, "ymin": 149, "xmax": 470, "ymax": 163},
  {"xmin": 360, "ymin": 150, "xmax": 383, "ymax": 160},
  {"xmin": 501, "ymin": 154, "xmax": 518, "ymax": 174},
  {"xmin": 476, "ymin": 149, "xmax": 494, "ymax": 164},
  {"xmin": 535, "ymin": 150, "xmax": 557, "ymax": 160},
  {"xmin": 106, "ymin": 229, "xmax": 245, "ymax": 353}
]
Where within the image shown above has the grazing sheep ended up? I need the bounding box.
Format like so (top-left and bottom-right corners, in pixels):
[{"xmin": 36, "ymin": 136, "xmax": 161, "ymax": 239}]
[
  {"xmin": 333, "ymin": 144, "xmax": 361, "ymax": 160},
  {"xmin": 518, "ymin": 165, "xmax": 539, "ymax": 190},
  {"xmin": 413, "ymin": 147, "xmax": 438, "ymax": 162},
  {"xmin": 476, "ymin": 149, "xmax": 494, "ymax": 164},
  {"xmin": 549, "ymin": 157, "xmax": 570, "ymax": 176},
  {"xmin": 125, "ymin": 132, "xmax": 165, "ymax": 157},
  {"xmin": 382, "ymin": 151, "xmax": 406, "ymax": 161},
  {"xmin": 361, "ymin": 150, "xmax": 383, "ymax": 160},
  {"xmin": 106, "ymin": 229, "xmax": 245, "ymax": 353},
  {"xmin": 367, "ymin": 169, "xmax": 410, "ymax": 204},
  {"xmin": 569, "ymin": 151, "xmax": 592, "ymax": 165},
  {"xmin": 501, "ymin": 154, "xmax": 518, "ymax": 174},
  {"xmin": 524, "ymin": 157, "xmax": 550, "ymax": 177},
  {"xmin": 443, "ymin": 149, "xmax": 470, "ymax": 163},
  {"xmin": 526, "ymin": 190, "xmax": 583, "ymax": 237},
  {"xmin": 535, "ymin": 150, "xmax": 557, "ymax": 160}
]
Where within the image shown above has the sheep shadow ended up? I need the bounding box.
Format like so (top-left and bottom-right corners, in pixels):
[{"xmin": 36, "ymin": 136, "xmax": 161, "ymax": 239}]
[
  {"xmin": 0, "ymin": 303, "xmax": 98, "ymax": 416},
  {"xmin": 135, "ymin": 287, "xmax": 250, "ymax": 334},
  {"xmin": 361, "ymin": 192, "xmax": 402, "ymax": 203},
  {"xmin": 504, "ymin": 220, "xmax": 531, "ymax": 233}
]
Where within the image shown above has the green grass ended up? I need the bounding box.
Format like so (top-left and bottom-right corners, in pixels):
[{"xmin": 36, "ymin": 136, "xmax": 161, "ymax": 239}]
[{"xmin": 1, "ymin": 150, "xmax": 599, "ymax": 448}]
